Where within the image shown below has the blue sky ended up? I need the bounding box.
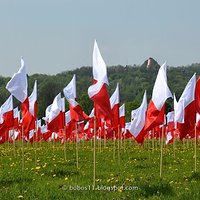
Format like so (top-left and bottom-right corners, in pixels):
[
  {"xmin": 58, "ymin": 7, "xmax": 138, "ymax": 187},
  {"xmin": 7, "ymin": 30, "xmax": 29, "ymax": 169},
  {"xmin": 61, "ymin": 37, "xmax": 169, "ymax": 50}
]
[{"xmin": 0, "ymin": 0, "xmax": 200, "ymax": 76}]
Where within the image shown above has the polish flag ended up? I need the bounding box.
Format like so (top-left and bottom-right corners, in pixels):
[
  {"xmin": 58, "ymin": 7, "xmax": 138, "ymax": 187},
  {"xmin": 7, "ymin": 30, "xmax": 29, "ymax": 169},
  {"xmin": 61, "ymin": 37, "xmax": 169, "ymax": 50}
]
[
  {"xmin": 88, "ymin": 40, "xmax": 112, "ymax": 124},
  {"xmin": 195, "ymin": 77, "xmax": 200, "ymax": 114},
  {"xmin": 0, "ymin": 95, "xmax": 14, "ymax": 129},
  {"xmin": 175, "ymin": 74, "xmax": 196, "ymax": 140},
  {"xmin": 47, "ymin": 93, "xmax": 64, "ymax": 133},
  {"xmin": 129, "ymin": 91, "xmax": 147, "ymax": 144},
  {"xmin": 13, "ymin": 107, "xmax": 20, "ymax": 130},
  {"xmin": 63, "ymin": 74, "xmax": 88, "ymax": 122},
  {"xmin": 110, "ymin": 83, "xmax": 120, "ymax": 128},
  {"xmin": 165, "ymin": 111, "xmax": 175, "ymax": 145},
  {"xmin": 119, "ymin": 104, "xmax": 125, "ymax": 129},
  {"xmin": 21, "ymin": 80, "xmax": 37, "ymax": 136},
  {"xmin": 28, "ymin": 80, "xmax": 37, "ymax": 119},
  {"xmin": 145, "ymin": 62, "xmax": 172, "ymax": 131},
  {"xmin": 5, "ymin": 58, "xmax": 34, "ymax": 136}
]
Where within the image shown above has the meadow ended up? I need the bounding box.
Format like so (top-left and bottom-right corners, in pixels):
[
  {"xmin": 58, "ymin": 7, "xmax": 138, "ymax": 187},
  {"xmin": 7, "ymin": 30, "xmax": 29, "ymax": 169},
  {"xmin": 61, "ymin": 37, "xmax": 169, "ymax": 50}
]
[{"xmin": 0, "ymin": 139, "xmax": 200, "ymax": 200}]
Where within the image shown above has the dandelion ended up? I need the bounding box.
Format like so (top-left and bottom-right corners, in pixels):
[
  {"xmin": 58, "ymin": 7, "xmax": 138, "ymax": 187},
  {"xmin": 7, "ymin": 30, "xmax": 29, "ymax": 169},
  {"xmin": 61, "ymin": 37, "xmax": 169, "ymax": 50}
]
[
  {"xmin": 35, "ymin": 166, "xmax": 41, "ymax": 170},
  {"xmin": 53, "ymin": 174, "xmax": 56, "ymax": 177},
  {"xmin": 64, "ymin": 177, "xmax": 68, "ymax": 181}
]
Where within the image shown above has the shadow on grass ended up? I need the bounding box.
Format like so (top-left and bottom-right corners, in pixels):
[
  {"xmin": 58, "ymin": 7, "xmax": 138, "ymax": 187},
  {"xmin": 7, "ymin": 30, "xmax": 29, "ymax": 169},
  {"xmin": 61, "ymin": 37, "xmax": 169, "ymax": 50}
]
[
  {"xmin": 188, "ymin": 172, "xmax": 200, "ymax": 181},
  {"xmin": 45, "ymin": 169, "xmax": 80, "ymax": 177},
  {"xmin": 0, "ymin": 177, "xmax": 33, "ymax": 187},
  {"xmin": 140, "ymin": 181, "xmax": 174, "ymax": 198}
]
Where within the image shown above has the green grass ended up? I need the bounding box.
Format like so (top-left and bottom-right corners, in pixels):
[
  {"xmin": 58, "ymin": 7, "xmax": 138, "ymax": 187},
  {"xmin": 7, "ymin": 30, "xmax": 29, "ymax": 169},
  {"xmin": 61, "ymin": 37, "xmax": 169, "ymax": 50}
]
[{"xmin": 0, "ymin": 139, "xmax": 199, "ymax": 199}]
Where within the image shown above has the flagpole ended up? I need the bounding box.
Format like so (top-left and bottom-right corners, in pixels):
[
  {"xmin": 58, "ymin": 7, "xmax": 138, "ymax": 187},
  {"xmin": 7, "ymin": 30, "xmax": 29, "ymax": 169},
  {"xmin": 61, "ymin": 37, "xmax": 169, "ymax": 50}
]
[
  {"xmin": 173, "ymin": 137, "xmax": 176, "ymax": 158},
  {"xmin": 12, "ymin": 128, "xmax": 16, "ymax": 157},
  {"xmin": 34, "ymin": 121, "xmax": 38, "ymax": 168},
  {"xmin": 75, "ymin": 122, "xmax": 79, "ymax": 169},
  {"xmin": 93, "ymin": 116, "xmax": 96, "ymax": 187},
  {"xmin": 195, "ymin": 123, "xmax": 197, "ymax": 173},
  {"xmin": 64, "ymin": 126, "xmax": 67, "ymax": 161},
  {"xmin": 104, "ymin": 128, "xmax": 106, "ymax": 148},
  {"xmin": 160, "ymin": 124, "xmax": 164, "ymax": 178},
  {"xmin": 117, "ymin": 124, "xmax": 120, "ymax": 165},
  {"xmin": 113, "ymin": 131, "xmax": 116, "ymax": 160},
  {"xmin": 21, "ymin": 126, "xmax": 25, "ymax": 171}
]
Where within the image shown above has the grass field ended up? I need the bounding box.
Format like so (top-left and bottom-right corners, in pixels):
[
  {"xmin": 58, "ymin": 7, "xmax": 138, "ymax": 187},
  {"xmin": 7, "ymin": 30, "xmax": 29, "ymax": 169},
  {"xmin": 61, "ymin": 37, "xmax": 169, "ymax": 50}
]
[{"xmin": 0, "ymin": 139, "xmax": 200, "ymax": 200}]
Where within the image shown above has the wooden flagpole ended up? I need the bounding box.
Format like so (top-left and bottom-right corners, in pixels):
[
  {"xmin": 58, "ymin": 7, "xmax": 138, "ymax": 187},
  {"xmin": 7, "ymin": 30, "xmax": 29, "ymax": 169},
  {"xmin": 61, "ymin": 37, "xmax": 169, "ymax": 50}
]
[
  {"xmin": 75, "ymin": 122, "xmax": 79, "ymax": 169},
  {"xmin": 93, "ymin": 116, "xmax": 96, "ymax": 187},
  {"xmin": 104, "ymin": 128, "xmax": 106, "ymax": 148},
  {"xmin": 21, "ymin": 126, "xmax": 25, "ymax": 171},
  {"xmin": 117, "ymin": 124, "xmax": 120, "ymax": 165},
  {"xmin": 113, "ymin": 131, "xmax": 116, "ymax": 160},
  {"xmin": 194, "ymin": 123, "xmax": 197, "ymax": 173},
  {"xmin": 64, "ymin": 126, "xmax": 67, "ymax": 161},
  {"xmin": 12, "ymin": 128, "xmax": 16, "ymax": 157},
  {"xmin": 160, "ymin": 124, "xmax": 164, "ymax": 178}
]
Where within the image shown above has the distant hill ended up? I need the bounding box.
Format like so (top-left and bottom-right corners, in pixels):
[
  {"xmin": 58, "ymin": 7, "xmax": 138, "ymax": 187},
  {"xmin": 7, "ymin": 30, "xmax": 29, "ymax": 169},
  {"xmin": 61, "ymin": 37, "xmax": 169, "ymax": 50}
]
[{"xmin": 1, "ymin": 60, "xmax": 200, "ymax": 120}]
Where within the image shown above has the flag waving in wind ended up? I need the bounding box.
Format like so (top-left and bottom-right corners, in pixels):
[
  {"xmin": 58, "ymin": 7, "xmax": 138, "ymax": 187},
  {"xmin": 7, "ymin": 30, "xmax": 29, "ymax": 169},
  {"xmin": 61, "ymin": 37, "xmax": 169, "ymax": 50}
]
[
  {"xmin": 145, "ymin": 62, "xmax": 172, "ymax": 131},
  {"xmin": 63, "ymin": 74, "xmax": 88, "ymax": 122},
  {"xmin": 88, "ymin": 40, "xmax": 112, "ymax": 125},
  {"xmin": 6, "ymin": 58, "xmax": 34, "ymax": 136}
]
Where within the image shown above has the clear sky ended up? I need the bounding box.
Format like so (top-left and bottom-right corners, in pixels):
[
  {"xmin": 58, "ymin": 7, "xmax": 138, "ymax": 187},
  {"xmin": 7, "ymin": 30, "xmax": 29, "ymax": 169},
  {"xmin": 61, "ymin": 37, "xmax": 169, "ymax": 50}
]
[{"xmin": 0, "ymin": 0, "xmax": 200, "ymax": 77}]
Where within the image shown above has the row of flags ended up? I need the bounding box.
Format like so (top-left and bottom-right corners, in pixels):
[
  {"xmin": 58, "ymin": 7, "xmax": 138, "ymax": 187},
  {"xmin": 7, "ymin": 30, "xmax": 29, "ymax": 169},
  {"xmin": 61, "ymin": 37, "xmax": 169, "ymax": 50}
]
[{"xmin": 0, "ymin": 40, "xmax": 200, "ymax": 145}]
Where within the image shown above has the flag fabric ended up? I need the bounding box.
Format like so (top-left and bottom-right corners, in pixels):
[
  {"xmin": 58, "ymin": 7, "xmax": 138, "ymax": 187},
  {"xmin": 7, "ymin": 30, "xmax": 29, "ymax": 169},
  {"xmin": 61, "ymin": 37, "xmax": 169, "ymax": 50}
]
[
  {"xmin": 63, "ymin": 75, "xmax": 88, "ymax": 122},
  {"xmin": 47, "ymin": 93, "xmax": 64, "ymax": 133},
  {"xmin": 195, "ymin": 77, "xmax": 200, "ymax": 114},
  {"xmin": 145, "ymin": 62, "xmax": 172, "ymax": 131},
  {"xmin": 0, "ymin": 95, "xmax": 14, "ymax": 144},
  {"xmin": 175, "ymin": 74, "xmax": 196, "ymax": 140},
  {"xmin": 6, "ymin": 58, "xmax": 28, "ymax": 103},
  {"xmin": 129, "ymin": 91, "xmax": 147, "ymax": 144},
  {"xmin": 119, "ymin": 104, "xmax": 125, "ymax": 129},
  {"xmin": 28, "ymin": 80, "xmax": 37, "ymax": 119},
  {"xmin": 0, "ymin": 95, "xmax": 14, "ymax": 129},
  {"xmin": 110, "ymin": 83, "xmax": 120, "ymax": 128},
  {"xmin": 5, "ymin": 58, "xmax": 36, "ymax": 136},
  {"xmin": 88, "ymin": 40, "xmax": 112, "ymax": 124}
]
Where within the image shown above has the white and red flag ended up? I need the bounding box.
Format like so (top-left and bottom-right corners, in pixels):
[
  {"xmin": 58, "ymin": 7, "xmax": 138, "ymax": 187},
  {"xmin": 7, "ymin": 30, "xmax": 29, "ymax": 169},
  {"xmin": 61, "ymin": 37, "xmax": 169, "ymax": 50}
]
[
  {"xmin": 88, "ymin": 40, "xmax": 112, "ymax": 125},
  {"xmin": 129, "ymin": 91, "xmax": 147, "ymax": 144},
  {"xmin": 0, "ymin": 95, "xmax": 14, "ymax": 143},
  {"xmin": 110, "ymin": 83, "xmax": 120, "ymax": 128},
  {"xmin": 175, "ymin": 74, "xmax": 196, "ymax": 140},
  {"xmin": 63, "ymin": 74, "xmax": 88, "ymax": 122},
  {"xmin": 144, "ymin": 62, "xmax": 172, "ymax": 131},
  {"xmin": 6, "ymin": 58, "xmax": 35, "ymax": 136},
  {"xmin": 47, "ymin": 93, "xmax": 64, "ymax": 133}
]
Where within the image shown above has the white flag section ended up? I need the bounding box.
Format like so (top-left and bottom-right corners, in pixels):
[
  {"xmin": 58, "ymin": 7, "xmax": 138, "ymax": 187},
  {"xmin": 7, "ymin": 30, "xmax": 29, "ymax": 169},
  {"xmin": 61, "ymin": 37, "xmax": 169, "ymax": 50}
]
[
  {"xmin": 119, "ymin": 104, "xmax": 125, "ymax": 118},
  {"xmin": 6, "ymin": 58, "xmax": 28, "ymax": 103},
  {"xmin": 93, "ymin": 40, "xmax": 109, "ymax": 85},
  {"xmin": 63, "ymin": 74, "xmax": 76, "ymax": 100},
  {"xmin": 65, "ymin": 111, "xmax": 71, "ymax": 124},
  {"xmin": 129, "ymin": 91, "xmax": 147, "ymax": 139},
  {"xmin": 131, "ymin": 107, "xmax": 140, "ymax": 121},
  {"xmin": 110, "ymin": 83, "xmax": 119, "ymax": 109},
  {"xmin": 28, "ymin": 80, "xmax": 37, "ymax": 117},
  {"xmin": 174, "ymin": 74, "xmax": 196, "ymax": 123},
  {"xmin": 166, "ymin": 111, "xmax": 174, "ymax": 124},
  {"xmin": 151, "ymin": 62, "xmax": 172, "ymax": 110},
  {"xmin": 43, "ymin": 104, "xmax": 52, "ymax": 122},
  {"xmin": 48, "ymin": 93, "xmax": 62, "ymax": 123},
  {"xmin": 166, "ymin": 132, "xmax": 173, "ymax": 145},
  {"xmin": 0, "ymin": 95, "xmax": 13, "ymax": 124}
]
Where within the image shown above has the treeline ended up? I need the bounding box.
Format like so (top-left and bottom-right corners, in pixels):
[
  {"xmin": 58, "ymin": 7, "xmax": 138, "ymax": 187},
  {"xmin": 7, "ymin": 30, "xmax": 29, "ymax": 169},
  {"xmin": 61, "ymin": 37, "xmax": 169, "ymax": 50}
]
[{"xmin": 1, "ymin": 59, "xmax": 200, "ymax": 121}]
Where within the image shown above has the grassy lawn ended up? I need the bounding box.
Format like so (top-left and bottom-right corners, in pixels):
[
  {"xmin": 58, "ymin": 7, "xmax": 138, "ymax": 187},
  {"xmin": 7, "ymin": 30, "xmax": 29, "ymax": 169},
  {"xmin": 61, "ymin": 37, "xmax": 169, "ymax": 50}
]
[{"xmin": 0, "ymin": 139, "xmax": 200, "ymax": 199}]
